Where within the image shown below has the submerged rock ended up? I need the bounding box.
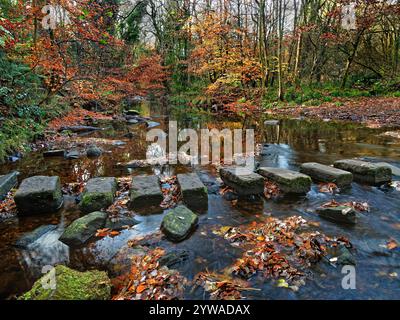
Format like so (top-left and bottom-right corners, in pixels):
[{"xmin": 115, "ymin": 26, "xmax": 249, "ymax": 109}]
[
  {"xmin": 334, "ymin": 159, "xmax": 392, "ymax": 185},
  {"xmin": 258, "ymin": 167, "xmax": 312, "ymax": 194},
  {"xmin": 80, "ymin": 177, "xmax": 117, "ymax": 213},
  {"xmin": 177, "ymin": 173, "xmax": 208, "ymax": 212},
  {"xmin": 105, "ymin": 215, "xmax": 140, "ymax": 230},
  {"xmin": 14, "ymin": 176, "xmax": 63, "ymax": 215},
  {"xmin": 43, "ymin": 150, "xmax": 66, "ymax": 158},
  {"xmin": 19, "ymin": 265, "xmax": 111, "ymax": 300},
  {"xmin": 316, "ymin": 206, "xmax": 356, "ymax": 225},
  {"xmin": 159, "ymin": 249, "xmax": 190, "ymax": 268},
  {"xmin": 0, "ymin": 171, "xmax": 19, "ymax": 201},
  {"xmin": 65, "ymin": 150, "xmax": 80, "ymax": 160},
  {"xmin": 59, "ymin": 211, "xmax": 108, "ymax": 246},
  {"xmin": 86, "ymin": 145, "xmax": 103, "ymax": 158},
  {"xmin": 219, "ymin": 167, "xmax": 264, "ymax": 196},
  {"xmin": 300, "ymin": 162, "xmax": 353, "ymax": 187},
  {"xmin": 129, "ymin": 175, "xmax": 163, "ymax": 214},
  {"xmin": 161, "ymin": 205, "xmax": 198, "ymax": 242},
  {"xmin": 14, "ymin": 225, "xmax": 58, "ymax": 249}
]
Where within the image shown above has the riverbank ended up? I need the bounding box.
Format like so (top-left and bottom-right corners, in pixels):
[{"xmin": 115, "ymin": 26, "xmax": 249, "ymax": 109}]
[{"xmin": 267, "ymin": 97, "xmax": 400, "ymax": 128}]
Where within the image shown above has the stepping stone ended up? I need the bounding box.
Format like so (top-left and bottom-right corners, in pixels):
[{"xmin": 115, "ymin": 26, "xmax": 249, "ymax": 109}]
[
  {"xmin": 300, "ymin": 162, "xmax": 353, "ymax": 187},
  {"xmin": 129, "ymin": 175, "xmax": 163, "ymax": 214},
  {"xmin": 14, "ymin": 176, "xmax": 63, "ymax": 215},
  {"xmin": 14, "ymin": 225, "xmax": 58, "ymax": 248},
  {"xmin": 59, "ymin": 211, "xmax": 108, "ymax": 246},
  {"xmin": 161, "ymin": 205, "xmax": 198, "ymax": 242},
  {"xmin": 177, "ymin": 173, "xmax": 208, "ymax": 212},
  {"xmin": 375, "ymin": 162, "xmax": 400, "ymax": 176},
  {"xmin": 80, "ymin": 177, "xmax": 117, "ymax": 213},
  {"xmin": 0, "ymin": 171, "xmax": 19, "ymax": 201},
  {"xmin": 316, "ymin": 206, "xmax": 356, "ymax": 225},
  {"xmin": 19, "ymin": 265, "xmax": 111, "ymax": 300},
  {"xmin": 43, "ymin": 150, "xmax": 65, "ymax": 158},
  {"xmin": 334, "ymin": 159, "xmax": 392, "ymax": 184},
  {"xmin": 258, "ymin": 167, "xmax": 312, "ymax": 194},
  {"xmin": 219, "ymin": 167, "xmax": 264, "ymax": 196}
]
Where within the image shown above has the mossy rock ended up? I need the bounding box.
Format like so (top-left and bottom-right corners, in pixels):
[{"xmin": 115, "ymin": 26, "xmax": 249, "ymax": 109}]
[
  {"xmin": 79, "ymin": 177, "xmax": 117, "ymax": 213},
  {"xmin": 19, "ymin": 265, "xmax": 111, "ymax": 300},
  {"xmin": 161, "ymin": 205, "xmax": 198, "ymax": 242},
  {"xmin": 59, "ymin": 211, "xmax": 107, "ymax": 246}
]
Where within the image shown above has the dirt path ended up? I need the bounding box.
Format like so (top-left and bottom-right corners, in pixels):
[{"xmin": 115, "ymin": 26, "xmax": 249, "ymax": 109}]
[{"xmin": 267, "ymin": 97, "xmax": 400, "ymax": 128}]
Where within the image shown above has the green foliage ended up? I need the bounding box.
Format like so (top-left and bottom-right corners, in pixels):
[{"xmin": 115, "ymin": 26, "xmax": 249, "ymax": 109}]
[{"xmin": 0, "ymin": 53, "xmax": 68, "ymax": 162}]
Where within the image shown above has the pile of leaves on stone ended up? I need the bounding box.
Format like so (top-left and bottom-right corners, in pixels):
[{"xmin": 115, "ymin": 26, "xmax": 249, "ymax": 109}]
[
  {"xmin": 112, "ymin": 248, "xmax": 187, "ymax": 300},
  {"xmin": 322, "ymin": 199, "xmax": 370, "ymax": 212},
  {"xmin": 160, "ymin": 175, "xmax": 182, "ymax": 209},
  {"xmin": 213, "ymin": 216, "xmax": 353, "ymax": 291},
  {"xmin": 264, "ymin": 180, "xmax": 281, "ymax": 199},
  {"xmin": 193, "ymin": 271, "xmax": 259, "ymax": 300},
  {"xmin": 0, "ymin": 191, "xmax": 17, "ymax": 219},
  {"xmin": 106, "ymin": 177, "xmax": 132, "ymax": 218}
]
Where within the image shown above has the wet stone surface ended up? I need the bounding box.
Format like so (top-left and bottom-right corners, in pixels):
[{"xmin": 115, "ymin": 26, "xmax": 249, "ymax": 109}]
[
  {"xmin": 219, "ymin": 167, "xmax": 264, "ymax": 196},
  {"xmin": 129, "ymin": 175, "xmax": 163, "ymax": 214},
  {"xmin": 258, "ymin": 167, "xmax": 312, "ymax": 194}
]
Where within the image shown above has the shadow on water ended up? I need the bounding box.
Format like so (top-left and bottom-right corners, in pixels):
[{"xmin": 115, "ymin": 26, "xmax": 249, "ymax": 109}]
[{"xmin": 0, "ymin": 102, "xmax": 399, "ymax": 299}]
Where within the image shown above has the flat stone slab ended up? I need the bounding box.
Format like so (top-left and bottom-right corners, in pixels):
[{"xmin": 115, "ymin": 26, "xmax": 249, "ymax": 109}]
[
  {"xmin": 129, "ymin": 175, "xmax": 163, "ymax": 214},
  {"xmin": 334, "ymin": 159, "xmax": 392, "ymax": 184},
  {"xmin": 14, "ymin": 225, "xmax": 58, "ymax": 248},
  {"xmin": 300, "ymin": 162, "xmax": 353, "ymax": 187},
  {"xmin": 258, "ymin": 167, "xmax": 312, "ymax": 194},
  {"xmin": 375, "ymin": 162, "xmax": 400, "ymax": 176},
  {"xmin": 177, "ymin": 173, "xmax": 208, "ymax": 212},
  {"xmin": 0, "ymin": 171, "xmax": 19, "ymax": 201},
  {"xmin": 80, "ymin": 177, "xmax": 117, "ymax": 213},
  {"xmin": 316, "ymin": 206, "xmax": 356, "ymax": 225},
  {"xmin": 161, "ymin": 205, "xmax": 198, "ymax": 242},
  {"xmin": 14, "ymin": 176, "xmax": 63, "ymax": 215},
  {"xmin": 219, "ymin": 167, "xmax": 264, "ymax": 196},
  {"xmin": 59, "ymin": 211, "xmax": 108, "ymax": 246}
]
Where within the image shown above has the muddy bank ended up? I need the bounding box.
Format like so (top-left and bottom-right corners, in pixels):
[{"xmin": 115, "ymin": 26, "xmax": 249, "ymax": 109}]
[{"xmin": 267, "ymin": 97, "xmax": 400, "ymax": 128}]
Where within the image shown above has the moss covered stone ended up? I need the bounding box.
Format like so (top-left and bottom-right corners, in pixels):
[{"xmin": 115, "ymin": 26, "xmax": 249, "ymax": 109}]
[
  {"xmin": 219, "ymin": 167, "xmax": 264, "ymax": 196},
  {"xmin": 14, "ymin": 176, "xmax": 63, "ymax": 215},
  {"xmin": 59, "ymin": 211, "xmax": 107, "ymax": 246},
  {"xmin": 19, "ymin": 265, "xmax": 111, "ymax": 300},
  {"xmin": 161, "ymin": 205, "xmax": 198, "ymax": 242},
  {"xmin": 80, "ymin": 177, "xmax": 117, "ymax": 213},
  {"xmin": 177, "ymin": 173, "xmax": 208, "ymax": 212},
  {"xmin": 258, "ymin": 167, "xmax": 312, "ymax": 194}
]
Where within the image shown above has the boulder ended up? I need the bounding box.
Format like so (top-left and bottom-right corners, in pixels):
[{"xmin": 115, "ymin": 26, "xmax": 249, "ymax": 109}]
[
  {"xmin": 59, "ymin": 211, "xmax": 108, "ymax": 246},
  {"xmin": 14, "ymin": 176, "xmax": 63, "ymax": 215},
  {"xmin": 86, "ymin": 145, "xmax": 102, "ymax": 158},
  {"xmin": 65, "ymin": 150, "xmax": 80, "ymax": 160},
  {"xmin": 300, "ymin": 162, "xmax": 353, "ymax": 187},
  {"xmin": 219, "ymin": 167, "xmax": 264, "ymax": 196},
  {"xmin": 375, "ymin": 162, "xmax": 400, "ymax": 177},
  {"xmin": 19, "ymin": 265, "xmax": 111, "ymax": 300},
  {"xmin": 316, "ymin": 206, "xmax": 356, "ymax": 224},
  {"xmin": 105, "ymin": 215, "xmax": 140, "ymax": 230},
  {"xmin": 129, "ymin": 175, "xmax": 163, "ymax": 214},
  {"xmin": 0, "ymin": 171, "xmax": 19, "ymax": 201},
  {"xmin": 80, "ymin": 177, "xmax": 117, "ymax": 213},
  {"xmin": 258, "ymin": 167, "xmax": 311, "ymax": 194},
  {"xmin": 177, "ymin": 173, "xmax": 208, "ymax": 212},
  {"xmin": 333, "ymin": 159, "xmax": 392, "ymax": 185},
  {"xmin": 14, "ymin": 225, "xmax": 58, "ymax": 249},
  {"xmin": 161, "ymin": 205, "xmax": 198, "ymax": 242}
]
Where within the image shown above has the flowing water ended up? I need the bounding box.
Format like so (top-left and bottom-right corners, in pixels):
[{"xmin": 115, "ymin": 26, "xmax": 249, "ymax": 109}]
[{"xmin": 0, "ymin": 101, "xmax": 399, "ymax": 300}]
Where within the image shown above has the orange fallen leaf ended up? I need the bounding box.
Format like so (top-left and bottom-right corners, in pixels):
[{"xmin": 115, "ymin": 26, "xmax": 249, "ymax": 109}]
[
  {"xmin": 136, "ymin": 284, "xmax": 147, "ymax": 293},
  {"xmin": 387, "ymin": 238, "xmax": 398, "ymax": 250}
]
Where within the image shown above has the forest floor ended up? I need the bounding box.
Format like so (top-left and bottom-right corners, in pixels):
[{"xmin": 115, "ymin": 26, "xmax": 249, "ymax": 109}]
[{"xmin": 267, "ymin": 97, "xmax": 400, "ymax": 128}]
